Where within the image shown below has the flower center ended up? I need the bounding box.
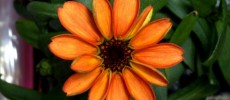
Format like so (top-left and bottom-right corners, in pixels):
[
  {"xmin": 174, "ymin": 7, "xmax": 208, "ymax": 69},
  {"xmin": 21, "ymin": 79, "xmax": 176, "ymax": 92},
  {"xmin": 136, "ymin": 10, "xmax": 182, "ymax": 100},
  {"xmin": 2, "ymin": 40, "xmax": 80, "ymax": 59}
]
[{"xmin": 99, "ymin": 38, "xmax": 133, "ymax": 72}]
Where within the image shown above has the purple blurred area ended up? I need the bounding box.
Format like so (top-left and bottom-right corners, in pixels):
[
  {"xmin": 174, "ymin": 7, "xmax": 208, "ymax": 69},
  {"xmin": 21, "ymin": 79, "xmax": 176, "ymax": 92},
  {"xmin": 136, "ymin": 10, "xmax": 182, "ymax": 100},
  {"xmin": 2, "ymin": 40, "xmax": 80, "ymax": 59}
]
[{"xmin": 0, "ymin": 0, "xmax": 33, "ymax": 99}]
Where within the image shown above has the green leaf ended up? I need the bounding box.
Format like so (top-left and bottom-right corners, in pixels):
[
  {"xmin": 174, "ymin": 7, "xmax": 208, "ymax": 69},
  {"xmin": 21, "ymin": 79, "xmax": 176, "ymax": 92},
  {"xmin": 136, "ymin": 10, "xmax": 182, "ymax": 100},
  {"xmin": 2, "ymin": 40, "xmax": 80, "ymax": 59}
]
[
  {"xmin": 203, "ymin": 21, "xmax": 228, "ymax": 66},
  {"xmin": 204, "ymin": 0, "xmax": 229, "ymax": 85},
  {"xmin": 168, "ymin": 76, "xmax": 219, "ymax": 100},
  {"xmin": 166, "ymin": 63, "xmax": 185, "ymax": 88},
  {"xmin": 76, "ymin": 0, "xmax": 93, "ymax": 10},
  {"xmin": 0, "ymin": 79, "xmax": 43, "ymax": 100},
  {"xmin": 207, "ymin": 65, "xmax": 219, "ymax": 85},
  {"xmin": 182, "ymin": 37, "xmax": 195, "ymax": 71},
  {"xmin": 218, "ymin": 25, "xmax": 230, "ymax": 86},
  {"xmin": 217, "ymin": 1, "xmax": 230, "ymax": 84},
  {"xmin": 51, "ymin": 0, "xmax": 65, "ymax": 4},
  {"xmin": 227, "ymin": 12, "xmax": 230, "ymax": 24},
  {"xmin": 170, "ymin": 11, "xmax": 198, "ymax": 45},
  {"xmin": 166, "ymin": 0, "xmax": 191, "ymax": 19},
  {"xmin": 192, "ymin": 18, "xmax": 209, "ymax": 51},
  {"xmin": 189, "ymin": 0, "xmax": 216, "ymax": 17},
  {"xmin": 27, "ymin": 1, "xmax": 61, "ymax": 18},
  {"xmin": 152, "ymin": 86, "xmax": 167, "ymax": 100},
  {"xmin": 196, "ymin": 54, "xmax": 204, "ymax": 76},
  {"xmin": 16, "ymin": 19, "xmax": 40, "ymax": 48},
  {"xmin": 220, "ymin": 0, "xmax": 228, "ymax": 21},
  {"xmin": 141, "ymin": 0, "xmax": 168, "ymax": 14}
]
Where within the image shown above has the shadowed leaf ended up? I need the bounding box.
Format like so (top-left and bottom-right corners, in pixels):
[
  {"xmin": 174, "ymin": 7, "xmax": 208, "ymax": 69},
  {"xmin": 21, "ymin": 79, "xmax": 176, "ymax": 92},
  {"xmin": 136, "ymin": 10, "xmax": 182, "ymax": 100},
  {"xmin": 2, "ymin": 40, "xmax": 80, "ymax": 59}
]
[
  {"xmin": 170, "ymin": 11, "xmax": 198, "ymax": 45},
  {"xmin": 27, "ymin": 1, "xmax": 61, "ymax": 18},
  {"xmin": 16, "ymin": 19, "xmax": 40, "ymax": 48},
  {"xmin": 0, "ymin": 79, "xmax": 43, "ymax": 100},
  {"xmin": 168, "ymin": 76, "xmax": 218, "ymax": 100}
]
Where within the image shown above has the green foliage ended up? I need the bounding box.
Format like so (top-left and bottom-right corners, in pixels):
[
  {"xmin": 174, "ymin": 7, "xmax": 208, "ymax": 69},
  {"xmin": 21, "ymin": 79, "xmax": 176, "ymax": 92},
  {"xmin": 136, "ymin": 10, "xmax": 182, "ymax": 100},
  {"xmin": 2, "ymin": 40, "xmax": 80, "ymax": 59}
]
[
  {"xmin": 203, "ymin": 20, "xmax": 228, "ymax": 67},
  {"xmin": 168, "ymin": 76, "xmax": 219, "ymax": 100},
  {"xmin": 182, "ymin": 38, "xmax": 196, "ymax": 71},
  {"xmin": 1, "ymin": 0, "xmax": 229, "ymax": 99},
  {"xmin": 152, "ymin": 86, "xmax": 167, "ymax": 100},
  {"xmin": 16, "ymin": 19, "xmax": 40, "ymax": 48},
  {"xmin": 203, "ymin": 0, "xmax": 228, "ymax": 67},
  {"xmin": 0, "ymin": 79, "xmax": 43, "ymax": 100},
  {"xmin": 192, "ymin": 18, "xmax": 209, "ymax": 51},
  {"xmin": 141, "ymin": 0, "xmax": 168, "ymax": 13},
  {"xmin": 166, "ymin": 63, "xmax": 185, "ymax": 88},
  {"xmin": 170, "ymin": 11, "xmax": 198, "ymax": 45},
  {"xmin": 166, "ymin": 0, "xmax": 191, "ymax": 18},
  {"xmin": 27, "ymin": 1, "xmax": 61, "ymax": 18},
  {"xmin": 218, "ymin": 25, "xmax": 230, "ymax": 86},
  {"xmin": 217, "ymin": 0, "xmax": 230, "ymax": 86},
  {"xmin": 189, "ymin": 0, "xmax": 216, "ymax": 17},
  {"xmin": 51, "ymin": 0, "xmax": 65, "ymax": 4}
]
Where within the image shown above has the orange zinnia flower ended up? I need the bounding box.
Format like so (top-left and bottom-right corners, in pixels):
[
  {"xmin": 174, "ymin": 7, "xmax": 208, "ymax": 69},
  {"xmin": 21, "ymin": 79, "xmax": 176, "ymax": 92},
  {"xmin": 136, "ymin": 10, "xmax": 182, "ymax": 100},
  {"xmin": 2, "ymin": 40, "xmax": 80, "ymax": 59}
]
[{"xmin": 49, "ymin": 0, "xmax": 184, "ymax": 100}]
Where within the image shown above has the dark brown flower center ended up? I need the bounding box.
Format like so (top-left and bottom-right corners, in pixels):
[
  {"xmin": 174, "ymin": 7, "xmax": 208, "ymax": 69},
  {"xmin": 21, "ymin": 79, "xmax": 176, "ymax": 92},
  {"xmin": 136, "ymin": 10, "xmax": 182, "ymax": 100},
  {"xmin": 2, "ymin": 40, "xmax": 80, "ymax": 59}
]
[{"xmin": 99, "ymin": 38, "xmax": 133, "ymax": 72}]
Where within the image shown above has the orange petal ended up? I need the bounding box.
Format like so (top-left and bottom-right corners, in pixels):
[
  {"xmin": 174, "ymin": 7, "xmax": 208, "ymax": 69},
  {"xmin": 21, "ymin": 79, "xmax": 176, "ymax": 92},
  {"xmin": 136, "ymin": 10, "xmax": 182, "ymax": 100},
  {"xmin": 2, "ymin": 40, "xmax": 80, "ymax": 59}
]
[
  {"xmin": 122, "ymin": 6, "xmax": 153, "ymax": 40},
  {"xmin": 89, "ymin": 69, "xmax": 111, "ymax": 100},
  {"xmin": 132, "ymin": 43, "xmax": 184, "ymax": 68},
  {"xmin": 122, "ymin": 67, "xmax": 155, "ymax": 100},
  {"xmin": 58, "ymin": 1, "xmax": 102, "ymax": 45},
  {"xmin": 129, "ymin": 18, "xmax": 172, "ymax": 49},
  {"xmin": 93, "ymin": 0, "xmax": 112, "ymax": 40},
  {"xmin": 106, "ymin": 73, "xmax": 130, "ymax": 100},
  {"xmin": 71, "ymin": 54, "xmax": 103, "ymax": 73},
  {"xmin": 113, "ymin": 0, "xmax": 139, "ymax": 39},
  {"xmin": 130, "ymin": 61, "xmax": 168, "ymax": 86},
  {"xmin": 63, "ymin": 67, "xmax": 101, "ymax": 96},
  {"xmin": 49, "ymin": 34, "xmax": 97, "ymax": 60}
]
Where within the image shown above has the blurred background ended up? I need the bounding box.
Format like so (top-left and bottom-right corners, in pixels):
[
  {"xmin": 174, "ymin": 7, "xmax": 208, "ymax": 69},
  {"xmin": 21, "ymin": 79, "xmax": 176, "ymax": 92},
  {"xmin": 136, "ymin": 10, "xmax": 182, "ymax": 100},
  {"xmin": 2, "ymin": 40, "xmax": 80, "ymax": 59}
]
[{"xmin": 0, "ymin": 0, "xmax": 33, "ymax": 100}]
